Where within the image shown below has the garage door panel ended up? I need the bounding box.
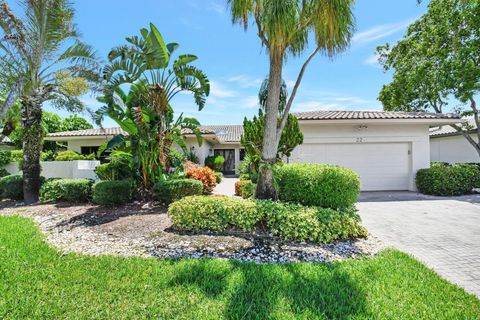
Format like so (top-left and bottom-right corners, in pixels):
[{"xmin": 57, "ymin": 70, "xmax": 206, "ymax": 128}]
[{"xmin": 291, "ymin": 142, "xmax": 411, "ymax": 191}]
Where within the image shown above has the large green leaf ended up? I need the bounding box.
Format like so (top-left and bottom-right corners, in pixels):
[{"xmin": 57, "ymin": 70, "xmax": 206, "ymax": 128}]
[
  {"xmin": 174, "ymin": 54, "xmax": 198, "ymax": 67},
  {"xmin": 145, "ymin": 23, "xmax": 170, "ymax": 69}
]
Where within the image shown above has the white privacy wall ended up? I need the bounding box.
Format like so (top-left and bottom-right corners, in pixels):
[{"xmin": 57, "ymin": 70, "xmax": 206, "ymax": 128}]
[
  {"xmin": 430, "ymin": 134, "xmax": 479, "ymax": 163},
  {"xmin": 67, "ymin": 138, "xmax": 110, "ymax": 153},
  {"xmin": 290, "ymin": 123, "xmax": 432, "ymax": 191},
  {"xmin": 4, "ymin": 160, "xmax": 100, "ymax": 180}
]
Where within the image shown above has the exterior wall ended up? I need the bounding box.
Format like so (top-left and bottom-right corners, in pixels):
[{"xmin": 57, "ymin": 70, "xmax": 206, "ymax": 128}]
[
  {"xmin": 184, "ymin": 137, "xmax": 213, "ymax": 166},
  {"xmin": 290, "ymin": 123, "xmax": 431, "ymax": 191},
  {"xmin": 67, "ymin": 138, "xmax": 111, "ymax": 153},
  {"xmin": 4, "ymin": 160, "xmax": 100, "ymax": 180},
  {"xmin": 430, "ymin": 134, "xmax": 479, "ymax": 163}
]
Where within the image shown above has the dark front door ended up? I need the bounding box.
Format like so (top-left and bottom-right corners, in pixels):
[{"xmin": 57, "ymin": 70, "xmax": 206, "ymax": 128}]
[{"xmin": 214, "ymin": 149, "xmax": 235, "ymax": 175}]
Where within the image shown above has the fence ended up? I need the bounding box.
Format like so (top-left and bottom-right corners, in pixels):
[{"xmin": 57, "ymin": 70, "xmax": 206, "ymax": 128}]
[{"xmin": 3, "ymin": 160, "xmax": 100, "ymax": 180}]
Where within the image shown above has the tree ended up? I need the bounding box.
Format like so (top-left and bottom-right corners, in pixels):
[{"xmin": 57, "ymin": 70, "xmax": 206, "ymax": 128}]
[
  {"xmin": 228, "ymin": 0, "xmax": 355, "ymax": 199},
  {"xmin": 0, "ymin": 0, "xmax": 100, "ymax": 203},
  {"xmin": 95, "ymin": 24, "xmax": 209, "ymax": 191},
  {"xmin": 377, "ymin": 0, "xmax": 480, "ymax": 157},
  {"xmin": 241, "ymin": 78, "xmax": 303, "ymax": 176},
  {"xmin": 62, "ymin": 114, "xmax": 93, "ymax": 131}
]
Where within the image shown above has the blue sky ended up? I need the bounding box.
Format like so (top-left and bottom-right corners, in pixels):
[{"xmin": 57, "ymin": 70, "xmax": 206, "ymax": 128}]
[{"xmin": 45, "ymin": 0, "xmax": 429, "ymax": 127}]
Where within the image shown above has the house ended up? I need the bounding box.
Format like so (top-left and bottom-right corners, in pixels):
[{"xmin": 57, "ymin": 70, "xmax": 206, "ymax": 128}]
[
  {"xmin": 45, "ymin": 110, "xmax": 462, "ymax": 191},
  {"xmin": 430, "ymin": 120, "xmax": 479, "ymax": 164}
]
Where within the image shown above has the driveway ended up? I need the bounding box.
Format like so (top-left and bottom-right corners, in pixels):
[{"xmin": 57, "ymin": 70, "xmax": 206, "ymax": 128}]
[{"xmin": 357, "ymin": 191, "xmax": 480, "ymax": 297}]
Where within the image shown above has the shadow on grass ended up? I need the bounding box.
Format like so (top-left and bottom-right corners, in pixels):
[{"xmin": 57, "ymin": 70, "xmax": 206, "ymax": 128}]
[{"xmin": 170, "ymin": 260, "xmax": 370, "ymax": 319}]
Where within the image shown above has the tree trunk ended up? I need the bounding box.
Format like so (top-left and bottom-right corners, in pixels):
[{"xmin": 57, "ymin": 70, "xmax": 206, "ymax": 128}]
[
  {"xmin": 21, "ymin": 95, "xmax": 43, "ymax": 204},
  {"xmin": 256, "ymin": 51, "xmax": 283, "ymax": 200}
]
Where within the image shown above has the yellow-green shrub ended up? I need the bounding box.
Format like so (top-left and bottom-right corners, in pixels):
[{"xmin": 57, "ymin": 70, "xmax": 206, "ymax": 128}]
[{"xmin": 275, "ymin": 163, "xmax": 360, "ymax": 209}]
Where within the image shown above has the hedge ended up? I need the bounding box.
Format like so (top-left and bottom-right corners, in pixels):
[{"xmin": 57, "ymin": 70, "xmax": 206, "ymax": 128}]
[
  {"xmin": 153, "ymin": 179, "xmax": 203, "ymax": 204},
  {"xmin": 168, "ymin": 196, "xmax": 261, "ymax": 232},
  {"xmin": 55, "ymin": 150, "xmax": 95, "ymax": 161},
  {"xmin": 0, "ymin": 174, "xmax": 23, "ymax": 200},
  {"xmin": 92, "ymin": 180, "xmax": 132, "ymax": 206},
  {"xmin": 40, "ymin": 179, "xmax": 93, "ymax": 203},
  {"xmin": 275, "ymin": 163, "xmax": 360, "ymax": 209},
  {"xmin": 416, "ymin": 163, "xmax": 480, "ymax": 196},
  {"xmin": 168, "ymin": 196, "xmax": 367, "ymax": 243},
  {"xmin": 235, "ymin": 180, "xmax": 252, "ymax": 196},
  {"xmin": 259, "ymin": 200, "xmax": 367, "ymax": 243}
]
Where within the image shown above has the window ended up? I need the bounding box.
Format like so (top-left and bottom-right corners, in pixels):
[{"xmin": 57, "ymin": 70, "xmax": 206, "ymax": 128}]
[
  {"xmin": 80, "ymin": 146, "xmax": 99, "ymax": 155},
  {"xmin": 239, "ymin": 148, "xmax": 246, "ymax": 161}
]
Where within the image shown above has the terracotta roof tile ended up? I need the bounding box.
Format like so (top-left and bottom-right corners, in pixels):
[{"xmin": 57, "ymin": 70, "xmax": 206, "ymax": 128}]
[
  {"xmin": 47, "ymin": 127, "xmax": 128, "ymax": 138},
  {"xmin": 293, "ymin": 110, "xmax": 459, "ymax": 120}
]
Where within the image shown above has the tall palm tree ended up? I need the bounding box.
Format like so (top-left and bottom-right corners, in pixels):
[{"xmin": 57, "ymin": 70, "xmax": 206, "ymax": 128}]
[
  {"xmin": 96, "ymin": 24, "xmax": 209, "ymax": 190},
  {"xmin": 228, "ymin": 0, "xmax": 355, "ymax": 199},
  {"xmin": 0, "ymin": 0, "xmax": 100, "ymax": 204}
]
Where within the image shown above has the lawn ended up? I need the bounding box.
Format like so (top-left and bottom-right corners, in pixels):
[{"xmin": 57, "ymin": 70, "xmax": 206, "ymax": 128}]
[{"xmin": 0, "ymin": 216, "xmax": 478, "ymax": 319}]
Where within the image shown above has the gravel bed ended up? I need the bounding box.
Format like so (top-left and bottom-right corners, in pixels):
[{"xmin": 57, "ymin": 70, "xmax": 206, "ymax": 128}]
[{"xmin": 0, "ymin": 200, "xmax": 385, "ymax": 263}]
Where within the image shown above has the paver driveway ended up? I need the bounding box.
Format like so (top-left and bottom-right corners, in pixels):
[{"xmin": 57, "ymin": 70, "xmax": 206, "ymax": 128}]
[{"xmin": 357, "ymin": 192, "xmax": 480, "ymax": 297}]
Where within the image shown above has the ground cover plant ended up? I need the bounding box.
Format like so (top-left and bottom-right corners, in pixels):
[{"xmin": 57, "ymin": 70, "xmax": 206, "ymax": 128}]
[{"xmin": 0, "ymin": 216, "xmax": 479, "ymax": 319}]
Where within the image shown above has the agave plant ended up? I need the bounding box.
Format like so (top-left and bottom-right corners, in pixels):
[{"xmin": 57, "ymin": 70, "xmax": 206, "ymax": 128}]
[{"xmin": 95, "ymin": 24, "xmax": 209, "ymax": 190}]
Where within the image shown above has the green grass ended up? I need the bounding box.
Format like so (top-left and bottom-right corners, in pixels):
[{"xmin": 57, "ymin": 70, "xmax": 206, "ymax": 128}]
[{"xmin": 0, "ymin": 216, "xmax": 479, "ymax": 319}]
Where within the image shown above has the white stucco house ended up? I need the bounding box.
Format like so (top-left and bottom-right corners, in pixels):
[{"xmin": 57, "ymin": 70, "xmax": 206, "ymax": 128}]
[
  {"xmin": 45, "ymin": 110, "xmax": 462, "ymax": 191},
  {"xmin": 430, "ymin": 120, "xmax": 479, "ymax": 164}
]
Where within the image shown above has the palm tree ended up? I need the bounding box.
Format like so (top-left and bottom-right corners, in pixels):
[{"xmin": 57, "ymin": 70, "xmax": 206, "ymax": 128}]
[
  {"xmin": 0, "ymin": 0, "xmax": 100, "ymax": 203},
  {"xmin": 95, "ymin": 24, "xmax": 209, "ymax": 190},
  {"xmin": 228, "ymin": 0, "xmax": 355, "ymax": 199}
]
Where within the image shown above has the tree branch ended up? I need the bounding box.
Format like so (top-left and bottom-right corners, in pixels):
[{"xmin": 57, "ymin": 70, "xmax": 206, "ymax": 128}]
[
  {"xmin": 275, "ymin": 46, "xmax": 320, "ymax": 143},
  {"xmin": 451, "ymin": 123, "xmax": 480, "ymax": 156},
  {"xmin": 469, "ymin": 97, "xmax": 480, "ymax": 142}
]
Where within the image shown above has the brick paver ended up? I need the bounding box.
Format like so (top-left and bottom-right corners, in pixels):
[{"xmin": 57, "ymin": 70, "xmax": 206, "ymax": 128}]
[{"xmin": 357, "ymin": 192, "xmax": 480, "ymax": 297}]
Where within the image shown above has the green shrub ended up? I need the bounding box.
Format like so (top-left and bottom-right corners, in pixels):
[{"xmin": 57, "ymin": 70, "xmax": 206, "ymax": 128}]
[
  {"xmin": 92, "ymin": 180, "xmax": 132, "ymax": 206},
  {"xmin": 240, "ymin": 181, "xmax": 256, "ymax": 199},
  {"xmin": 168, "ymin": 196, "xmax": 367, "ymax": 243},
  {"xmin": 168, "ymin": 196, "xmax": 262, "ymax": 231},
  {"xmin": 153, "ymin": 179, "xmax": 203, "ymax": 204},
  {"xmin": 275, "ymin": 163, "xmax": 360, "ymax": 209},
  {"xmin": 214, "ymin": 172, "xmax": 223, "ymax": 184},
  {"xmin": 205, "ymin": 155, "xmax": 225, "ymax": 171},
  {"xmin": 235, "ymin": 180, "xmax": 252, "ymax": 196},
  {"xmin": 0, "ymin": 174, "xmax": 23, "ymax": 200},
  {"xmin": 39, "ymin": 179, "xmax": 93, "ymax": 203},
  {"xmin": 10, "ymin": 150, "xmax": 23, "ymax": 162},
  {"xmin": 0, "ymin": 150, "xmax": 12, "ymax": 167},
  {"xmin": 55, "ymin": 150, "xmax": 95, "ymax": 161},
  {"xmin": 94, "ymin": 151, "xmax": 132, "ymax": 180},
  {"xmin": 416, "ymin": 164, "xmax": 479, "ymax": 195},
  {"xmin": 0, "ymin": 168, "xmax": 10, "ymax": 178},
  {"xmin": 259, "ymin": 200, "xmax": 367, "ymax": 243},
  {"xmin": 168, "ymin": 149, "xmax": 185, "ymax": 168}
]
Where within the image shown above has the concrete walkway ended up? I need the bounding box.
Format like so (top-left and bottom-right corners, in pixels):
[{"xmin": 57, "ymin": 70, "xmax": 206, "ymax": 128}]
[
  {"xmin": 357, "ymin": 191, "xmax": 480, "ymax": 297},
  {"xmin": 213, "ymin": 177, "xmax": 238, "ymax": 196}
]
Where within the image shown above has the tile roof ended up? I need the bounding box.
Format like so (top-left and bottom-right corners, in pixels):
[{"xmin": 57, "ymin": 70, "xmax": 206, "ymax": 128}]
[
  {"xmin": 430, "ymin": 119, "xmax": 477, "ymax": 137},
  {"xmin": 47, "ymin": 127, "xmax": 128, "ymax": 137},
  {"xmin": 293, "ymin": 110, "xmax": 460, "ymax": 120},
  {"xmin": 186, "ymin": 125, "xmax": 244, "ymax": 143}
]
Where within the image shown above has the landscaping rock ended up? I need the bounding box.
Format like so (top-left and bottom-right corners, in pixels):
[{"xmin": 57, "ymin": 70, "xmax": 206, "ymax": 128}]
[{"xmin": 0, "ymin": 200, "xmax": 385, "ymax": 263}]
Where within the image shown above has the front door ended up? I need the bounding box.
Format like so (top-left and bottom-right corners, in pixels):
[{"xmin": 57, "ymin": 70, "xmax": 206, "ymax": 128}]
[{"xmin": 214, "ymin": 149, "xmax": 235, "ymax": 175}]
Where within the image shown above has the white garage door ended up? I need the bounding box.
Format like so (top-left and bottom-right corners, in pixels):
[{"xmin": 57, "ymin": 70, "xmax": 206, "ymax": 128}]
[{"xmin": 292, "ymin": 142, "xmax": 411, "ymax": 191}]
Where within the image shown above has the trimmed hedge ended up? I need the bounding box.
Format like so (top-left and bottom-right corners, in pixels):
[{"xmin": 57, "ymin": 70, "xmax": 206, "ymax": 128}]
[
  {"xmin": 240, "ymin": 181, "xmax": 256, "ymax": 199},
  {"xmin": 40, "ymin": 179, "xmax": 93, "ymax": 203},
  {"xmin": 55, "ymin": 150, "xmax": 95, "ymax": 161},
  {"xmin": 416, "ymin": 163, "xmax": 480, "ymax": 196},
  {"xmin": 168, "ymin": 196, "xmax": 261, "ymax": 232},
  {"xmin": 275, "ymin": 163, "xmax": 360, "ymax": 209},
  {"xmin": 92, "ymin": 180, "xmax": 132, "ymax": 206},
  {"xmin": 214, "ymin": 172, "xmax": 223, "ymax": 184},
  {"xmin": 259, "ymin": 200, "xmax": 367, "ymax": 243},
  {"xmin": 153, "ymin": 179, "xmax": 203, "ymax": 204},
  {"xmin": 168, "ymin": 196, "xmax": 367, "ymax": 243},
  {"xmin": 235, "ymin": 180, "xmax": 252, "ymax": 196},
  {"xmin": 0, "ymin": 174, "xmax": 23, "ymax": 200}
]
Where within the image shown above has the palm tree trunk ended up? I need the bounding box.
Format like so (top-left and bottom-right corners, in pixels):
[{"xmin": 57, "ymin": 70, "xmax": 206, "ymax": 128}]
[
  {"xmin": 21, "ymin": 94, "xmax": 43, "ymax": 204},
  {"xmin": 256, "ymin": 52, "xmax": 283, "ymax": 200}
]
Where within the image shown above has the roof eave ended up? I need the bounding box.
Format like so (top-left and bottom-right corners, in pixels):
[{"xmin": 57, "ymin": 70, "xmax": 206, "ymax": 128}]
[{"xmin": 298, "ymin": 118, "xmax": 463, "ymax": 125}]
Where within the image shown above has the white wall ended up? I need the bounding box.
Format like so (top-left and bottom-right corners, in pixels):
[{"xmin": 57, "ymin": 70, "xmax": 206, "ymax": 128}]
[
  {"xmin": 290, "ymin": 123, "xmax": 431, "ymax": 191},
  {"xmin": 430, "ymin": 134, "xmax": 480, "ymax": 163},
  {"xmin": 67, "ymin": 138, "xmax": 110, "ymax": 153},
  {"xmin": 4, "ymin": 160, "xmax": 100, "ymax": 180}
]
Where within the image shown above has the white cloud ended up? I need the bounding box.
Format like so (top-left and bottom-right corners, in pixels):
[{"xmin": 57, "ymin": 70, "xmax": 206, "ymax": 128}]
[
  {"xmin": 209, "ymin": 81, "xmax": 238, "ymax": 98},
  {"xmin": 187, "ymin": 0, "xmax": 225, "ymax": 14},
  {"xmin": 227, "ymin": 75, "xmax": 263, "ymax": 89},
  {"xmin": 364, "ymin": 53, "xmax": 380, "ymax": 66},
  {"xmin": 239, "ymin": 95, "xmax": 259, "ymax": 109},
  {"xmin": 352, "ymin": 18, "xmax": 416, "ymax": 46}
]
